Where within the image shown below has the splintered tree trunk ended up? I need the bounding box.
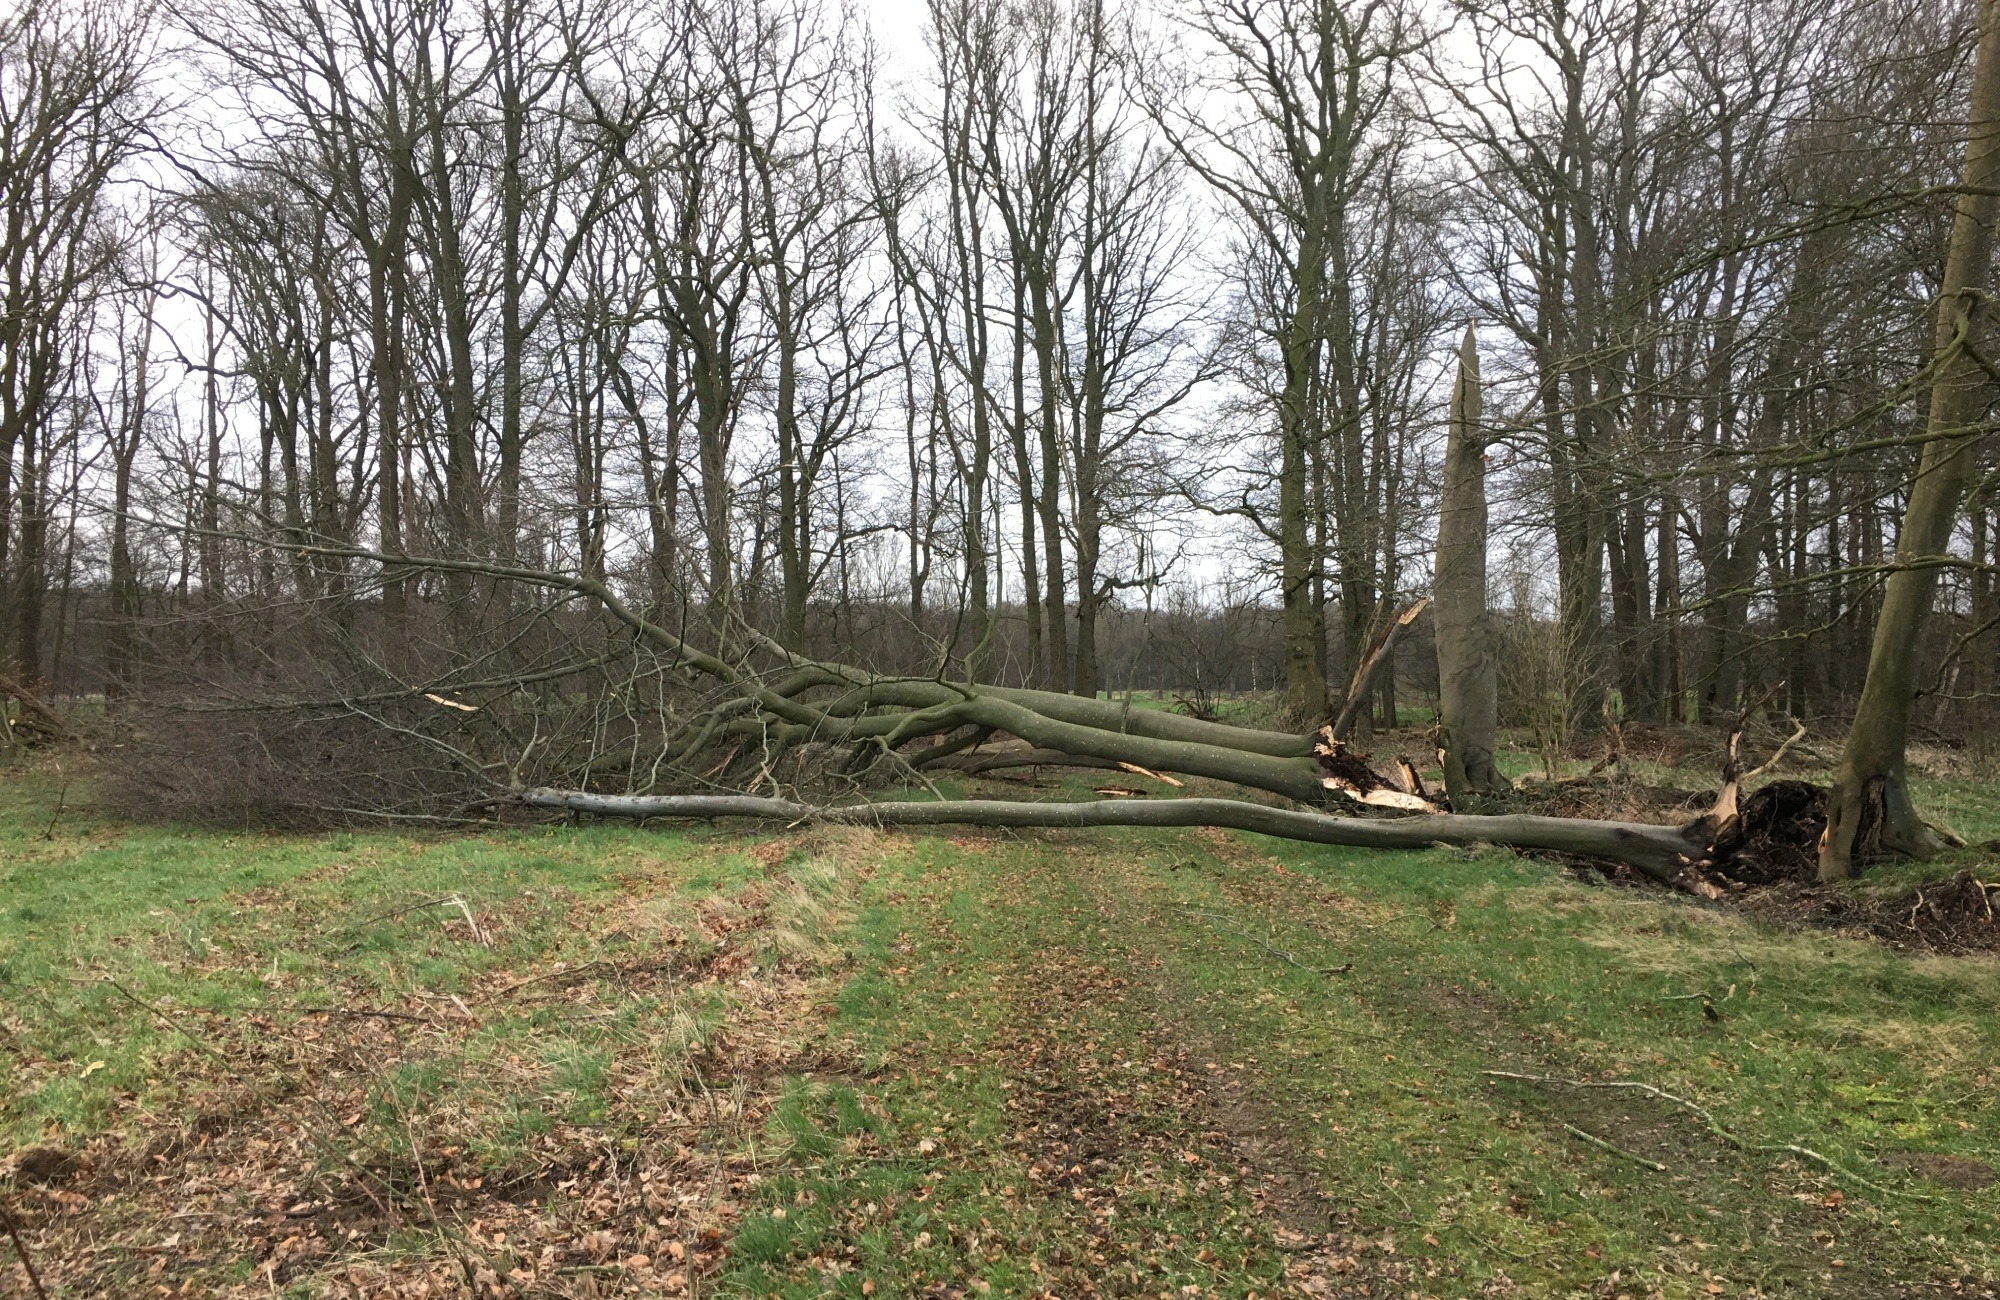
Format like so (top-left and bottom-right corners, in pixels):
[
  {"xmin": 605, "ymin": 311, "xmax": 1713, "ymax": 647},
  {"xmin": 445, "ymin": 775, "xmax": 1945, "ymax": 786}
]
[
  {"xmin": 1434, "ymin": 326, "xmax": 1508, "ymax": 797},
  {"xmin": 1820, "ymin": 0, "xmax": 2000, "ymax": 880}
]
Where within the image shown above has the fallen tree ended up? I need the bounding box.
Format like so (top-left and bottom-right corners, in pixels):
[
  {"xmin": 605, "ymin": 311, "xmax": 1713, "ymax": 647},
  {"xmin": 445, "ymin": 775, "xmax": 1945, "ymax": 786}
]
[
  {"xmin": 516, "ymin": 788, "xmax": 1723, "ymax": 882},
  {"xmin": 122, "ymin": 530, "xmax": 1816, "ymax": 890},
  {"xmin": 1, "ymin": 673, "xmax": 73, "ymax": 747},
  {"xmin": 211, "ymin": 540, "xmax": 1332, "ymax": 801}
]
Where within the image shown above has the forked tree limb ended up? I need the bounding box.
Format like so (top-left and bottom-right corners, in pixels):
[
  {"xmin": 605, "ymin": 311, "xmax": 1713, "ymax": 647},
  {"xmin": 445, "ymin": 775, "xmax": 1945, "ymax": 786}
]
[
  {"xmin": 923, "ymin": 747, "xmax": 1129, "ymax": 775},
  {"xmin": 1741, "ymin": 716, "xmax": 1808, "ymax": 785},
  {"xmin": 515, "ymin": 788, "xmax": 1716, "ymax": 880},
  {"xmin": 905, "ymin": 725, "xmax": 995, "ymax": 768}
]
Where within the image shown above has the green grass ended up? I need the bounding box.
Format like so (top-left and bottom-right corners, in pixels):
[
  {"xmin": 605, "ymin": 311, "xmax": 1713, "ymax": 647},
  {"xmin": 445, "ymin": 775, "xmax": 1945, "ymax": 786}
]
[
  {"xmin": 4, "ymin": 761, "xmax": 1998, "ymax": 1298},
  {"xmin": 1108, "ymin": 689, "xmax": 1286, "ymax": 728},
  {"xmin": 0, "ymin": 766, "xmax": 841, "ymax": 1295},
  {"xmin": 714, "ymin": 825, "xmax": 2000, "ymax": 1298},
  {"xmin": 0, "ymin": 770, "xmax": 753, "ymax": 1153}
]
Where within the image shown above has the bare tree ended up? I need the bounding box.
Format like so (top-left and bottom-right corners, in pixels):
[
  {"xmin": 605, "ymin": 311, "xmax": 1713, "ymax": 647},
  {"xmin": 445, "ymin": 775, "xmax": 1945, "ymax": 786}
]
[
  {"xmin": 0, "ymin": 0, "xmax": 147, "ymax": 683},
  {"xmin": 1154, "ymin": 0, "xmax": 1422, "ymax": 725},
  {"xmin": 1433, "ymin": 324, "xmax": 1506, "ymax": 795},
  {"xmin": 1819, "ymin": 0, "xmax": 2000, "ymax": 879}
]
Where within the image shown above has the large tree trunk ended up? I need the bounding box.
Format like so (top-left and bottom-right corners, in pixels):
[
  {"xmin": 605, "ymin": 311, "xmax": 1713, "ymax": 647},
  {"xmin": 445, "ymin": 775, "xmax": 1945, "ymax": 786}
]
[
  {"xmin": 1434, "ymin": 326, "xmax": 1509, "ymax": 797},
  {"xmin": 518, "ymin": 789, "xmax": 1716, "ymax": 882},
  {"xmin": 1820, "ymin": 0, "xmax": 2000, "ymax": 880}
]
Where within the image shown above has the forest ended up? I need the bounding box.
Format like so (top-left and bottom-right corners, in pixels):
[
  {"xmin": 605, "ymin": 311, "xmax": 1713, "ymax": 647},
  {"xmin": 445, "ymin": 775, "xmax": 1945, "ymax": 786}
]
[{"xmin": 3, "ymin": 0, "xmax": 2000, "ymax": 1294}]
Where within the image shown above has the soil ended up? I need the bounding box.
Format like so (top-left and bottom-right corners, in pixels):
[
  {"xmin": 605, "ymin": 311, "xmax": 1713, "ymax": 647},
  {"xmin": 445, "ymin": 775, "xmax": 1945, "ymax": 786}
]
[
  {"xmin": 1518, "ymin": 774, "xmax": 2000, "ymax": 956},
  {"xmin": 1878, "ymin": 1151, "xmax": 1997, "ymax": 1190},
  {"xmin": 1740, "ymin": 868, "xmax": 2000, "ymax": 955}
]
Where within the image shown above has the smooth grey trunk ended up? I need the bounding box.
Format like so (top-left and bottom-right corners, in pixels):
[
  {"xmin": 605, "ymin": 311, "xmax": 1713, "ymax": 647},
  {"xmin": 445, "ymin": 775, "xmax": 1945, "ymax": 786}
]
[
  {"xmin": 518, "ymin": 790, "xmax": 1714, "ymax": 882},
  {"xmin": 1433, "ymin": 325, "xmax": 1507, "ymax": 796},
  {"xmin": 1819, "ymin": 0, "xmax": 2000, "ymax": 880}
]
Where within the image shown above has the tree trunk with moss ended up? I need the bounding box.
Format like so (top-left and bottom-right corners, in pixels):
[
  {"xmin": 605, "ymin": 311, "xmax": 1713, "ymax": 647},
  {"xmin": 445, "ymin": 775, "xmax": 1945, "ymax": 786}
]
[
  {"xmin": 1434, "ymin": 325, "xmax": 1509, "ymax": 798},
  {"xmin": 1820, "ymin": 0, "xmax": 2000, "ymax": 880}
]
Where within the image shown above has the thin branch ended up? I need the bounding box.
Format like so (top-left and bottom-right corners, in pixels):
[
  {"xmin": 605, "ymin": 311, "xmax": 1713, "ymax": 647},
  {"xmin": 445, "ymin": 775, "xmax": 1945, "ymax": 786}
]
[{"xmin": 1482, "ymin": 1071, "xmax": 1930, "ymax": 1200}]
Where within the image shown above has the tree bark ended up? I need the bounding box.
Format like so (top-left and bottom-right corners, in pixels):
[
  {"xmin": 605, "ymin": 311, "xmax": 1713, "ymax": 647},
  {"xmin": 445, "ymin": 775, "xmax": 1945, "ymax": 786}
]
[
  {"xmin": 1820, "ymin": 0, "xmax": 2000, "ymax": 880},
  {"xmin": 517, "ymin": 789, "xmax": 1713, "ymax": 882},
  {"xmin": 1433, "ymin": 326, "xmax": 1508, "ymax": 796}
]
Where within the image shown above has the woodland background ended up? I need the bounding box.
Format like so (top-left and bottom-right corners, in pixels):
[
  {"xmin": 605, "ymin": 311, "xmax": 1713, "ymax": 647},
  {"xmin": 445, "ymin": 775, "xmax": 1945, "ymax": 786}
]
[{"xmin": 2, "ymin": 0, "xmax": 1997, "ymax": 809}]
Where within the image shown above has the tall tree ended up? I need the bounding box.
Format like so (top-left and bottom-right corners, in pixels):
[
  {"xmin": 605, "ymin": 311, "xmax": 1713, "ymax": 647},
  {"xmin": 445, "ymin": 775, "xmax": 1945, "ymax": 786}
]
[
  {"xmin": 1819, "ymin": 0, "xmax": 2000, "ymax": 880},
  {"xmin": 1434, "ymin": 325, "xmax": 1507, "ymax": 796},
  {"xmin": 1157, "ymin": 0, "xmax": 1418, "ymax": 724},
  {"xmin": 0, "ymin": 0, "xmax": 145, "ymax": 682}
]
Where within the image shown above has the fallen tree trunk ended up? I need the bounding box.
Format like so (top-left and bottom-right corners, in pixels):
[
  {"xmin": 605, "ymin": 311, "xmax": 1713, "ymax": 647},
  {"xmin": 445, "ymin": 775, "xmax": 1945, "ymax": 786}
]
[
  {"xmin": 157, "ymin": 531, "xmax": 1832, "ymax": 891},
  {"xmin": 0, "ymin": 674, "xmax": 73, "ymax": 746},
  {"xmin": 921, "ymin": 746, "xmax": 1130, "ymax": 776},
  {"xmin": 517, "ymin": 788, "xmax": 1717, "ymax": 881}
]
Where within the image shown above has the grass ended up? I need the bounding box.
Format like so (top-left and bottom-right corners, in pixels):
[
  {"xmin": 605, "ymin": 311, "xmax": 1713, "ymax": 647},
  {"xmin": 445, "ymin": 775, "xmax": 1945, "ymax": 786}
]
[
  {"xmin": 0, "ymin": 764, "xmax": 862, "ymax": 1295},
  {"xmin": 716, "ymin": 824, "xmax": 2000, "ymax": 1298},
  {"xmin": 3, "ymin": 758, "xmax": 1999, "ymax": 1298},
  {"xmin": 1, "ymin": 771, "xmax": 711, "ymax": 1151}
]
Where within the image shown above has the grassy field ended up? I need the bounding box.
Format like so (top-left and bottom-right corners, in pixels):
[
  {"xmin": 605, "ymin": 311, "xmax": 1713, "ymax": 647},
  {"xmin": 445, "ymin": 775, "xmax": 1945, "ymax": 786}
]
[{"xmin": 3, "ymin": 760, "xmax": 1998, "ymax": 1298}]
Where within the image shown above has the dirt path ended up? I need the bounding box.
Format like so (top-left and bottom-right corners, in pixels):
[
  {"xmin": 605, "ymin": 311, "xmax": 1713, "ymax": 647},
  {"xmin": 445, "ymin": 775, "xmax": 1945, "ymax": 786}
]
[
  {"xmin": 724, "ymin": 826, "xmax": 2000, "ymax": 1299},
  {"xmin": 719, "ymin": 831, "xmax": 1420, "ymax": 1297}
]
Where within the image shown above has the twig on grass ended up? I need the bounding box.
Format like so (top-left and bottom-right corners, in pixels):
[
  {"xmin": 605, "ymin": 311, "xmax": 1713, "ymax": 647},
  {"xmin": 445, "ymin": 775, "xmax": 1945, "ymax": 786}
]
[
  {"xmin": 1454, "ymin": 1220, "xmax": 1539, "ymax": 1263},
  {"xmin": 1657, "ymin": 991, "xmax": 1723, "ymax": 1020},
  {"xmin": 331, "ymin": 896, "xmax": 461, "ymax": 951},
  {"xmin": 1178, "ymin": 908, "xmax": 1354, "ymax": 976},
  {"xmin": 384, "ymin": 1078, "xmax": 482, "ymax": 1295},
  {"xmin": 121, "ymin": 972, "xmax": 496, "ymax": 1288},
  {"xmin": 1560, "ymin": 1122, "xmax": 1667, "ymax": 1171},
  {"xmin": 1481, "ymin": 1070, "xmax": 1930, "ymax": 1200},
  {"xmin": 0, "ymin": 1197, "xmax": 50, "ymax": 1300},
  {"xmin": 486, "ymin": 959, "xmax": 608, "ymax": 1000},
  {"xmin": 447, "ymin": 894, "xmax": 490, "ymax": 947},
  {"xmin": 295, "ymin": 1006, "xmax": 435, "ymax": 1024},
  {"xmin": 97, "ymin": 977, "xmax": 400, "ymax": 1220},
  {"xmin": 37, "ymin": 766, "xmax": 65, "ymax": 842}
]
